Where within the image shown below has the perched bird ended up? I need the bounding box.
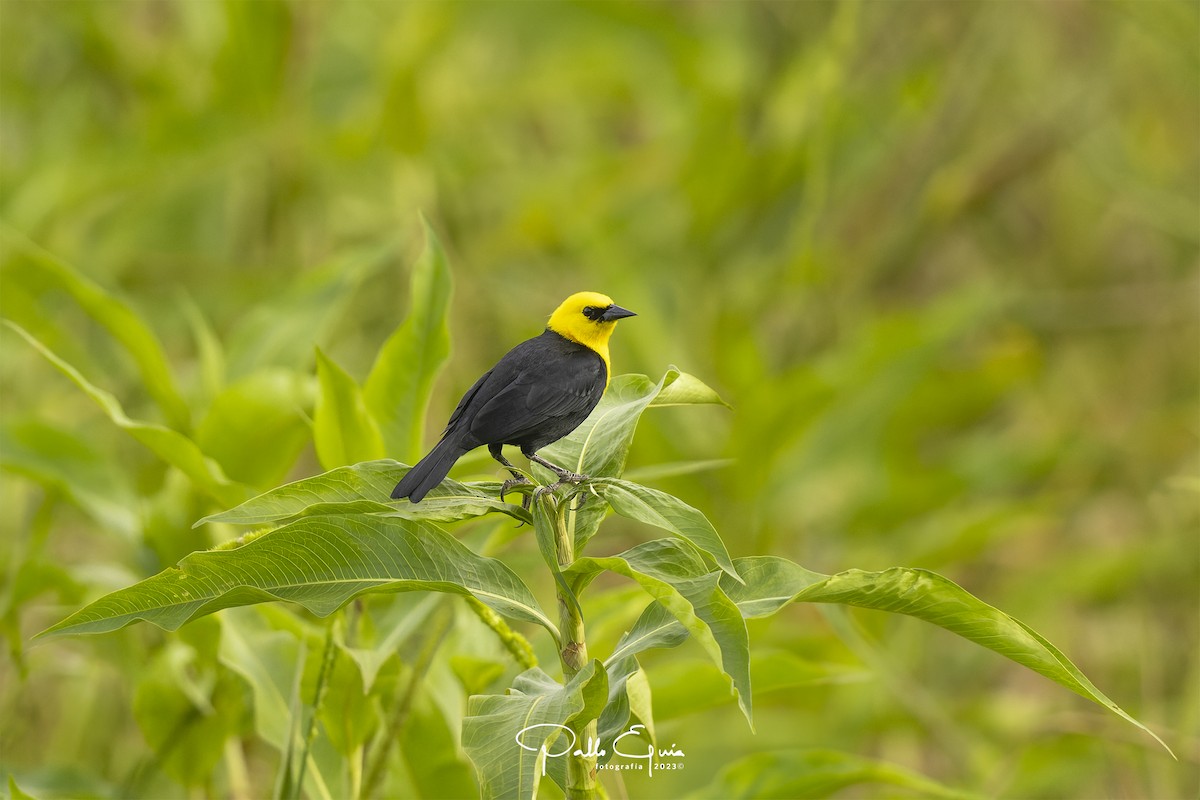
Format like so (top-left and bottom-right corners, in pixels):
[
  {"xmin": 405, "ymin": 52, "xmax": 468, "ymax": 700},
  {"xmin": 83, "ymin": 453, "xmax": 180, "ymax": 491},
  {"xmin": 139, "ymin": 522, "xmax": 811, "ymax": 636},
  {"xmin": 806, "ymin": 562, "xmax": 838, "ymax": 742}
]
[{"xmin": 391, "ymin": 291, "xmax": 636, "ymax": 503}]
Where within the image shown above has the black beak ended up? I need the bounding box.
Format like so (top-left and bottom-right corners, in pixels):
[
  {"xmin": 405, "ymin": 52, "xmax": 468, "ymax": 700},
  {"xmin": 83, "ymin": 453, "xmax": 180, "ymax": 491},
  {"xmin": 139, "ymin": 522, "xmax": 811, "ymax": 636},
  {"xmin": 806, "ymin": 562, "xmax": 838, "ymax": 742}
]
[{"xmin": 601, "ymin": 305, "xmax": 636, "ymax": 322}]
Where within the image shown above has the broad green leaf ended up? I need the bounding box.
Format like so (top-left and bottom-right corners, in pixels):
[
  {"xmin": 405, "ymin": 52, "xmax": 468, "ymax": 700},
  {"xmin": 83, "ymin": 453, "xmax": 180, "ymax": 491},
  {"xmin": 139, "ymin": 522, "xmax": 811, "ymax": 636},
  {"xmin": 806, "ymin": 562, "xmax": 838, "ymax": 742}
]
[
  {"xmin": 1, "ymin": 226, "xmax": 191, "ymax": 430},
  {"xmin": 566, "ymin": 538, "xmax": 752, "ymax": 727},
  {"xmin": 364, "ymin": 217, "xmax": 452, "ymax": 463},
  {"xmin": 596, "ymin": 656, "xmax": 656, "ymax": 762},
  {"xmin": 542, "ymin": 368, "xmax": 727, "ymax": 481},
  {"xmin": 5, "ymin": 322, "xmax": 247, "ymax": 507},
  {"xmin": 196, "ymin": 459, "xmax": 529, "ymax": 527},
  {"xmin": 313, "ymin": 348, "xmax": 385, "ymax": 470},
  {"xmin": 387, "ymin": 481, "xmax": 533, "ymax": 524},
  {"xmin": 537, "ymin": 367, "xmax": 728, "ymax": 549},
  {"xmin": 649, "ymin": 369, "xmax": 731, "ymax": 408},
  {"xmin": 604, "ymin": 600, "xmax": 689, "ymax": 667},
  {"xmin": 195, "ymin": 368, "xmax": 313, "ymax": 489},
  {"xmin": 225, "ymin": 239, "xmax": 398, "ymax": 378},
  {"xmin": 462, "ymin": 661, "xmax": 608, "ymax": 800},
  {"xmin": 589, "ymin": 478, "xmax": 741, "ymax": 582},
  {"xmin": 720, "ymin": 557, "xmax": 1173, "ymax": 755},
  {"xmin": 39, "ymin": 515, "xmax": 558, "ymax": 641},
  {"xmin": 692, "ymin": 750, "xmax": 977, "ymax": 800}
]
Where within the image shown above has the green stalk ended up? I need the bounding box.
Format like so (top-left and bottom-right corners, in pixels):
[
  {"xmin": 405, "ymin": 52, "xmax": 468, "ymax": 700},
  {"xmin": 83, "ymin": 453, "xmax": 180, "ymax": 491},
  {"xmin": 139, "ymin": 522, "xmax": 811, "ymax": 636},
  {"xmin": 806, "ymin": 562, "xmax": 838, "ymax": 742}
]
[
  {"xmin": 545, "ymin": 494, "xmax": 599, "ymax": 800},
  {"xmin": 362, "ymin": 601, "xmax": 454, "ymax": 799},
  {"xmin": 292, "ymin": 618, "xmax": 338, "ymax": 800}
]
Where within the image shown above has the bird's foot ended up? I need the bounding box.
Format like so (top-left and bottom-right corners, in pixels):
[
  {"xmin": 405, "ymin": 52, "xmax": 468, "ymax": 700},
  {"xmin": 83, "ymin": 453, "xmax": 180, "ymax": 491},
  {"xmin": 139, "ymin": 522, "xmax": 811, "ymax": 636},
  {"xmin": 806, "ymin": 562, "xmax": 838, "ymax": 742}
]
[
  {"xmin": 499, "ymin": 474, "xmax": 534, "ymax": 511},
  {"xmin": 533, "ymin": 475, "xmax": 590, "ymax": 505},
  {"xmin": 527, "ymin": 453, "xmax": 588, "ymax": 485},
  {"xmin": 524, "ymin": 453, "xmax": 591, "ymax": 505},
  {"xmin": 550, "ymin": 467, "xmax": 587, "ymax": 484}
]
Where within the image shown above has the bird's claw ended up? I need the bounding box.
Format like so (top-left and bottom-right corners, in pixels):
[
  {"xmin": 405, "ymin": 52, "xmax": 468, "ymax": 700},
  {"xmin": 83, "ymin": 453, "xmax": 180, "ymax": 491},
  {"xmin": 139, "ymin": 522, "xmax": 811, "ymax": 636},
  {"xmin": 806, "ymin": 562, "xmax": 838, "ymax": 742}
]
[
  {"xmin": 532, "ymin": 472, "xmax": 590, "ymax": 504},
  {"xmin": 500, "ymin": 475, "xmax": 534, "ymax": 510}
]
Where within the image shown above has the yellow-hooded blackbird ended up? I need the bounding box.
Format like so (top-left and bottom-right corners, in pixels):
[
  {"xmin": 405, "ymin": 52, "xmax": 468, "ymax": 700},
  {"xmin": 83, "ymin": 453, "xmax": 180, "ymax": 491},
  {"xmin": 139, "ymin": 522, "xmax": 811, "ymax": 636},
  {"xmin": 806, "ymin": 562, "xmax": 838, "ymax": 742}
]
[{"xmin": 391, "ymin": 291, "xmax": 636, "ymax": 503}]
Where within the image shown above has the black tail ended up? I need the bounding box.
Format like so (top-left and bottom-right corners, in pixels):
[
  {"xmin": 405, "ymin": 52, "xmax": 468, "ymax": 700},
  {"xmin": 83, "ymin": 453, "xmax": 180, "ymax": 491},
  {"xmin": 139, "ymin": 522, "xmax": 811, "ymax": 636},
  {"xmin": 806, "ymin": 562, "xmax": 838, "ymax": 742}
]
[{"xmin": 391, "ymin": 437, "xmax": 469, "ymax": 503}]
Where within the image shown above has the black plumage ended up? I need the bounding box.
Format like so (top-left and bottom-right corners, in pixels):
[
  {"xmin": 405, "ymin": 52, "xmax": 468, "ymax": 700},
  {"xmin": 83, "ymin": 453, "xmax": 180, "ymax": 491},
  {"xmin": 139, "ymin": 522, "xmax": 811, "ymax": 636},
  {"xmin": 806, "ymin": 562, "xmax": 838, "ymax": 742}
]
[{"xmin": 391, "ymin": 330, "xmax": 607, "ymax": 503}]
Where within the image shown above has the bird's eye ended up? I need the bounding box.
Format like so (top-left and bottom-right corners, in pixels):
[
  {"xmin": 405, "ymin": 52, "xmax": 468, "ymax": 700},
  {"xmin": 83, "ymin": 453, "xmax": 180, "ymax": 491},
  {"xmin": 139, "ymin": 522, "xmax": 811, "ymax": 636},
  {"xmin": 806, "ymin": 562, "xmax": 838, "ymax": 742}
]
[{"xmin": 582, "ymin": 305, "xmax": 601, "ymax": 321}]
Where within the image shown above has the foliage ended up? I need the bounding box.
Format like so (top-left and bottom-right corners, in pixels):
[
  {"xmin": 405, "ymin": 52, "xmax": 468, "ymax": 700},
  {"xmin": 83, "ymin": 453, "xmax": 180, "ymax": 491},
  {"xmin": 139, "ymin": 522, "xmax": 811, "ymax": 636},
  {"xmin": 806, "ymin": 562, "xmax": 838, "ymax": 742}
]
[
  {"xmin": 2, "ymin": 2, "xmax": 1196, "ymax": 799},
  {"xmin": 0, "ymin": 225, "xmax": 1179, "ymax": 800}
]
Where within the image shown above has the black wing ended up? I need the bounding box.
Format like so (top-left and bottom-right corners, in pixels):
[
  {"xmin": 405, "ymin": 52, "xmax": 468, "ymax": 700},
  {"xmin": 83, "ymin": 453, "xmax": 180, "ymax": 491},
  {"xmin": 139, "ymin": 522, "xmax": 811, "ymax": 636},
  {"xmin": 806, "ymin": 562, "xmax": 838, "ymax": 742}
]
[
  {"xmin": 459, "ymin": 333, "xmax": 605, "ymax": 448},
  {"xmin": 442, "ymin": 369, "xmax": 491, "ymax": 435}
]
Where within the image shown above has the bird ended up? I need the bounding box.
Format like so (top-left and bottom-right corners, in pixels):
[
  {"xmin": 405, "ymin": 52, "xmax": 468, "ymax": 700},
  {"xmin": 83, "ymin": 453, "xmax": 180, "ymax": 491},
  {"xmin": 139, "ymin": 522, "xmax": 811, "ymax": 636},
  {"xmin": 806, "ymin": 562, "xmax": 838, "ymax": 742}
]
[{"xmin": 391, "ymin": 291, "xmax": 636, "ymax": 503}]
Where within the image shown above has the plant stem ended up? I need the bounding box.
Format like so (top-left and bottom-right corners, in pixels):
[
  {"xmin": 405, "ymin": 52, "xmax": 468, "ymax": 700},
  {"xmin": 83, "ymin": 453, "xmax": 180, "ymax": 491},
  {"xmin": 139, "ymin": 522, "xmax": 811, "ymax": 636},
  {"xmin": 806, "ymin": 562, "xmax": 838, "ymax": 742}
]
[
  {"xmin": 546, "ymin": 494, "xmax": 599, "ymax": 800},
  {"xmin": 361, "ymin": 600, "xmax": 454, "ymax": 799},
  {"xmin": 223, "ymin": 738, "xmax": 252, "ymax": 800},
  {"xmin": 293, "ymin": 617, "xmax": 338, "ymax": 800}
]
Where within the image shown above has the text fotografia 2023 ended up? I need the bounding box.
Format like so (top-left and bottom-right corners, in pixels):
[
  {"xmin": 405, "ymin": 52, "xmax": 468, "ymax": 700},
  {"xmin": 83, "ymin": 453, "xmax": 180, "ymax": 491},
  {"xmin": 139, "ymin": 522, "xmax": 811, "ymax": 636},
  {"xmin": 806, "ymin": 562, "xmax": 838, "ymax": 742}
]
[{"xmin": 515, "ymin": 724, "xmax": 686, "ymax": 777}]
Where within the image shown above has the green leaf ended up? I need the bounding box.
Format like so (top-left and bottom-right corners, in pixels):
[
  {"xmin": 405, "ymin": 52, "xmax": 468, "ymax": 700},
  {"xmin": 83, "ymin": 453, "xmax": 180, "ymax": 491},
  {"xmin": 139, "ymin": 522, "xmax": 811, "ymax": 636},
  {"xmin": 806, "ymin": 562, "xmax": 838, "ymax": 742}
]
[
  {"xmin": 542, "ymin": 368, "xmax": 727, "ymax": 481},
  {"xmin": 179, "ymin": 292, "xmax": 226, "ymax": 407},
  {"xmin": 0, "ymin": 418, "xmax": 139, "ymax": 538},
  {"xmin": 650, "ymin": 368, "xmax": 731, "ymax": 408},
  {"xmin": 196, "ymin": 459, "xmax": 529, "ymax": 527},
  {"xmin": 566, "ymin": 538, "xmax": 753, "ymax": 727},
  {"xmin": 320, "ymin": 645, "xmax": 380, "ymax": 758},
  {"xmin": 364, "ymin": 217, "xmax": 453, "ymax": 463},
  {"xmin": 341, "ymin": 594, "xmax": 441, "ymax": 691},
  {"xmin": 194, "ymin": 368, "xmax": 313, "ymax": 488},
  {"xmin": 450, "ymin": 655, "xmax": 508, "ymax": 696},
  {"xmin": 537, "ymin": 367, "xmax": 728, "ymax": 549},
  {"xmin": 604, "ymin": 600, "xmax": 689, "ymax": 667},
  {"xmin": 596, "ymin": 656, "xmax": 657, "ymax": 761},
  {"xmin": 692, "ymin": 750, "xmax": 977, "ymax": 800},
  {"xmin": 39, "ymin": 514, "xmax": 558, "ymax": 641},
  {"xmin": 720, "ymin": 557, "xmax": 1174, "ymax": 756},
  {"xmin": 1, "ymin": 226, "xmax": 192, "ymax": 431},
  {"xmin": 462, "ymin": 661, "xmax": 608, "ymax": 800},
  {"xmin": 397, "ymin": 690, "xmax": 480, "ymax": 800},
  {"xmin": 4, "ymin": 322, "xmax": 247, "ymax": 507},
  {"xmin": 375, "ymin": 481, "xmax": 532, "ymax": 525},
  {"xmin": 530, "ymin": 496, "xmax": 582, "ymax": 625},
  {"xmin": 133, "ymin": 645, "xmax": 248, "ymax": 787},
  {"xmin": 589, "ymin": 478, "xmax": 741, "ymax": 583},
  {"xmin": 313, "ymin": 348, "xmax": 385, "ymax": 470},
  {"xmin": 7, "ymin": 776, "xmax": 37, "ymax": 800},
  {"xmin": 623, "ymin": 663, "xmax": 656, "ymax": 742}
]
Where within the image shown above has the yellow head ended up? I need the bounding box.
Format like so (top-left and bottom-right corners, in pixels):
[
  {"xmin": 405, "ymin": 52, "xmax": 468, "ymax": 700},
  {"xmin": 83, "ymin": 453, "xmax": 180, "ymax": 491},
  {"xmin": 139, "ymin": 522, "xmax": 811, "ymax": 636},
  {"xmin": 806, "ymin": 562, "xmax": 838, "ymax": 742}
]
[{"xmin": 546, "ymin": 291, "xmax": 636, "ymax": 384}]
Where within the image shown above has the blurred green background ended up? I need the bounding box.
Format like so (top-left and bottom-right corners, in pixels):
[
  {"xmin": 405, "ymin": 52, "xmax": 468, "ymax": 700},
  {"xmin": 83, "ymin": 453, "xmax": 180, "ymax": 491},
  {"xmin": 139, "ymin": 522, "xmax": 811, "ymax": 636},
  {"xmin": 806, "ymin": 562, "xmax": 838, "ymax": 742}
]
[{"xmin": 1, "ymin": 1, "xmax": 1197, "ymax": 798}]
